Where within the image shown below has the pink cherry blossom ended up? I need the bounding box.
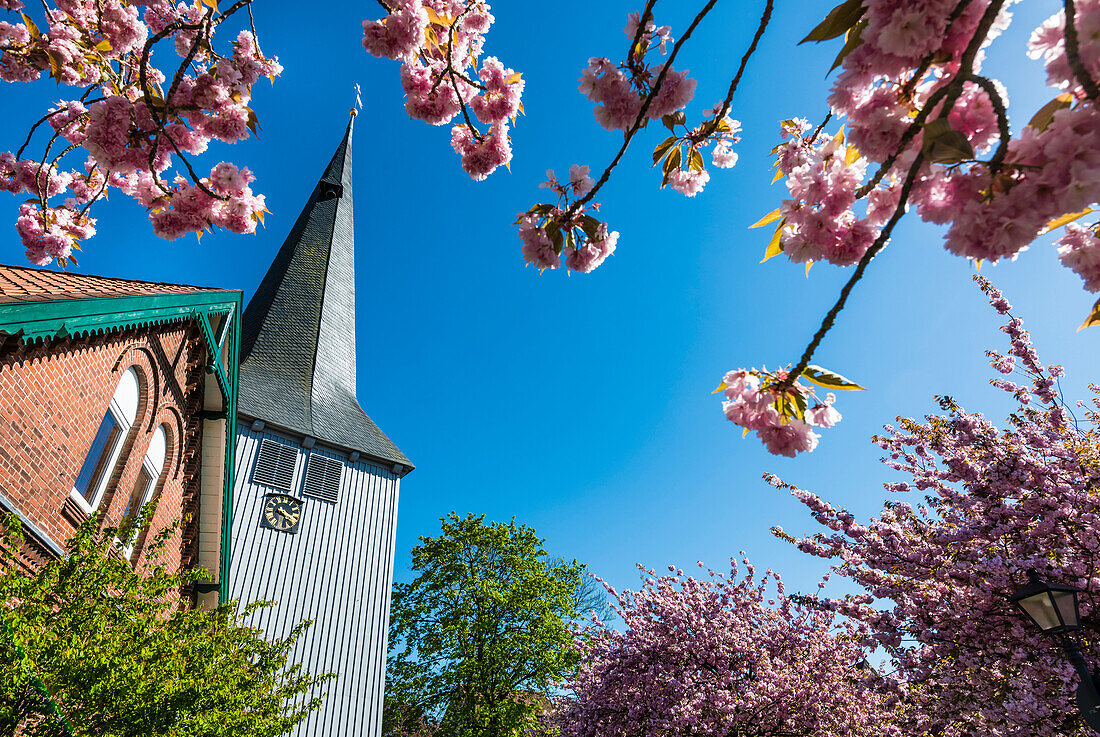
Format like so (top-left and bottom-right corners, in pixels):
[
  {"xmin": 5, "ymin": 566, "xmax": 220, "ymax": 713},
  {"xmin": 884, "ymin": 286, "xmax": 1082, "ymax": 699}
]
[
  {"xmin": 1057, "ymin": 223, "xmax": 1100, "ymax": 291},
  {"xmin": 1, "ymin": 0, "xmax": 280, "ymax": 264},
  {"xmin": 776, "ymin": 276, "xmax": 1099, "ymax": 736},
  {"xmin": 560, "ymin": 560, "xmax": 900, "ymax": 737}
]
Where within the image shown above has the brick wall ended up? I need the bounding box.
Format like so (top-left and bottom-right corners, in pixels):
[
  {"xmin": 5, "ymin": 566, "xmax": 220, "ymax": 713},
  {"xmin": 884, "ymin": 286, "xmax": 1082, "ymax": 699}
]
[{"xmin": 0, "ymin": 321, "xmax": 209, "ymax": 576}]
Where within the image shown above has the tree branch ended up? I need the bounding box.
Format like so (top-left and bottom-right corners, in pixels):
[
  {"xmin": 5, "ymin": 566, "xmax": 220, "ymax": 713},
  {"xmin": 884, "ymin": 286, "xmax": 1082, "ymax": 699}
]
[{"xmin": 1064, "ymin": 0, "xmax": 1100, "ymax": 101}]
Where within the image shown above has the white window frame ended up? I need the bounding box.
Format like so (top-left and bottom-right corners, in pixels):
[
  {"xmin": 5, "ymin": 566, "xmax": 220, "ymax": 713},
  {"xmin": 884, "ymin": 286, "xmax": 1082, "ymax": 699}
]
[
  {"xmin": 70, "ymin": 368, "xmax": 139, "ymax": 514},
  {"xmin": 120, "ymin": 424, "xmax": 167, "ymax": 560}
]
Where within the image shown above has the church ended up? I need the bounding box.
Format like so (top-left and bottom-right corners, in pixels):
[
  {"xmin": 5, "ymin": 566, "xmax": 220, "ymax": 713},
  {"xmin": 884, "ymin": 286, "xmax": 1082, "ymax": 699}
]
[
  {"xmin": 227, "ymin": 112, "xmax": 412, "ymax": 736},
  {"xmin": 0, "ymin": 110, "xmax": 410, "ymax": 736}
]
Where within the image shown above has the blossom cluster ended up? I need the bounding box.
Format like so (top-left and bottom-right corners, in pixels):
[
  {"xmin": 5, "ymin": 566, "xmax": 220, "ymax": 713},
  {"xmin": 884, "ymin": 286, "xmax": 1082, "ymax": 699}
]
[
  {"xmin": 559, "ymin": 560, "xmax": 900, "ymax": 737},
  {"xmin": 774, "ymin": 276, "xmax": 1095, "ymax": 735},
  {"xmin": 578, "ymin": 12, "xmax": 694, "ymax": 133},
  {"xmin": 777, "ymin": 0, "xmax": 1100, "ymax": 285},
  {"xmin": 718, "ymin": 366, "xmax": 849, "ymax": 457},
  {"xmin": 0, "ymin": 1, "xmax": 280, "ymax": 264},
  {"xmin": 770, "ymin": 120, "xmax": 887, "ymax": 266},
  {"xmin": 652, "ymin": 106, "xmax": 742, "ymax": 198},
  {"xmin": 362, "ymin": 1, "xmax": 521, "ymax": 181},
  {"xmin": 516, "ymin": 165, "xmax": 618, "ymax": 273},
  {"xmin": 1056, "ymin": 222, "xmax": 1100, "ymax": 291}
]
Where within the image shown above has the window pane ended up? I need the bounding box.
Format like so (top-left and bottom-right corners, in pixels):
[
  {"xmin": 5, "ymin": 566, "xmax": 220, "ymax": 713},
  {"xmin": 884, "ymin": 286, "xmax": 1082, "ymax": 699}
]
[
  {"xmin": 74, "ymin": 412, "xmax": 120, "ymax": 502},
  {"xmin": 123, "ymin": 467, "xmax": 154, "ymax": 525}
]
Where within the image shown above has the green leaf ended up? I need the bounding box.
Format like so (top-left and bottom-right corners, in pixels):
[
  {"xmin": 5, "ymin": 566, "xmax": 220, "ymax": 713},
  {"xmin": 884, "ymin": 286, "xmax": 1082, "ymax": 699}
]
[
  {"xmin": 661, "ymin": 146, "xmax": 682, "ymax": 186},
  {"xmin": 20, "ymin": 12, "xmax": 40, "ymax": 38},
  {"xmin": 791, "ymin": 388, "xmax": 807, "ymax": 419},
  {"xmin": 799, "ymin": 0, "xmax": 865, "ymax": 44},
  {"xmin": 749, "ymin": 208, "xmax": 783, "ymax": 229},
  {"xmin": 802, "ymin": 364, "xmax": 867, "ymax": 391},
  {"xmin": 662, "ymin": 111, "xmax": 686, "ymax": 132},
  {"xmin": 1040, "ymin": 207, "xmax": 1093, "ymax": 235},
  {"xmin": 1079, "ymin": 296, "xmax": 1100, "ymax": 331},
  {"xmin": 1027, "ymin": 93, "xmax": 1074, "ymax": 132},
  {"xmin": 579, "ymin": 214, "xmax": 601, "ymax": 239},
  {"xmin": 652, "ymin": 136, "xmax": 678, "ymax": 166},
  {"xmin": 761, "ymin": 219, "xmax": 785, "ymax": 262},
  {"xmin": 549, "ymin": 225, "xmax": 563, "ymax": 253},
  {"xmin": 828, "ymin": 19, "xmax": 865, "ymax": 74},
  {"xmin": 689, "ymin": 148, "xmax": 704, "ymax": 173},
  {"xmin": 921, "ymin": 118, "xmax": 974, "ymax": 165}
]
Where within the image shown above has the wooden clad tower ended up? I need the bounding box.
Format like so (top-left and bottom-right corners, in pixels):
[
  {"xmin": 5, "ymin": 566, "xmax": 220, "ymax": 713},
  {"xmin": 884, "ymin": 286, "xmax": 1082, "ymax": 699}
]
[{"xmin": 226, "ymin": 113, "xmax": 412, "ymax": 737}]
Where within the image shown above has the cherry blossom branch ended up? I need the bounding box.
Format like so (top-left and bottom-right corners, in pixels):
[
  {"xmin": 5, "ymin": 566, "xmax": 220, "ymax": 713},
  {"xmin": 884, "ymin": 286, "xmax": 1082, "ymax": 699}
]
[
  {"xmin": 855, "ymin": 84, "xmax": 948, "ymax": 198},
  {"xmin": 211, "ymin": 0, "xmax": 261, "ymax": 26},
  {"xmin": 1063, "ymin": 0, "xmax": 1100, "ymax": 101},
  {"xmin": 967, "ymin": 74, "xmax": 1010, "ymax": 173},
  {"xmin": 808, "ymin": 111, "xmax": 833, "ymax": 146},
  {"xmin": 570, "ymin": 0, "xmax": 743, "ymax": 215},
  {"xmin": 859, "ymin": 0, "xmax": 1004, "ymax": 198},
  {"xmin": 707, "ymin": 0, "xmax": 773, "ymax": 131},
  {"xmin": 78, "ymin": 170, "xmax": 110, "ymax": 219},
  {"xmin": 627, "ymin": 0, "xmax": 659, "ymax": 62},
  {"xmin": 444, "ymin": 3, "xmax": 482, "ymax": 140},
  {"xmin": 900, "ymin": 0, "xmax": 974, "ymax": 99},
  {"xmin": 784, "ymin": 152, "xmax": 926, "ymax": 386}
]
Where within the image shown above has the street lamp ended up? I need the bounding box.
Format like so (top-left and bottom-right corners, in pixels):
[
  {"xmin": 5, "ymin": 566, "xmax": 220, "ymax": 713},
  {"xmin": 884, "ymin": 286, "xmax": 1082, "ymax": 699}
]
[{"xmin": 1011, "ymin": 569, "xmax": 1100, "ymax": 733}]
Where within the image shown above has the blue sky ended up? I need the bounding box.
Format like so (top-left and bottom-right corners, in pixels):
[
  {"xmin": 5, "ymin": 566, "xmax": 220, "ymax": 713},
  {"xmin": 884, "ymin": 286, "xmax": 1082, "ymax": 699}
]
[{"xmin": 2, "ymin": 0, "xmax": 1094, "ymax": 599}]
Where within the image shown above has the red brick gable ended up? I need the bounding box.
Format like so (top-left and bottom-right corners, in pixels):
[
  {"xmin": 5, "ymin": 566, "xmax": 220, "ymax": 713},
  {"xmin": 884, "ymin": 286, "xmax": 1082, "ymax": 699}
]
[{"xmin": 0, "ymin": 264, "xmax": 226, "ymax": 304}]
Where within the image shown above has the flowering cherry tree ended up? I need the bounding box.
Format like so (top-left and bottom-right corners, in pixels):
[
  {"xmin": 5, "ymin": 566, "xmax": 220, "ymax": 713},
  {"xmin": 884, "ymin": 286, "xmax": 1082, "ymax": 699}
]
[
  {"xmin": 771, "ymin": 276, "xmax": 1100, "ymax": 735},
  {"xmin": 557, "ymin": 560, "xmax": 901, "ymax": 737},
  {"xmin": 0, "ymin": 0, "xmax": 280, "ymax": 266},
  {"xmin": 360, "ymin": 0, "xmax": 1100, "ymax": 455}
]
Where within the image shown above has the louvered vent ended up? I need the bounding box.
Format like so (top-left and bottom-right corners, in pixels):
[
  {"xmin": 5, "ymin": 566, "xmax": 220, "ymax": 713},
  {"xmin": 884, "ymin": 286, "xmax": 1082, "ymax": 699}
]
[
  {"xmin": 302, "ymin": 454, "xmax": 343, "ymax": 503},
  {"xmin": 252, "ymin": 438, "xmax": 297, "ymax": 491}
]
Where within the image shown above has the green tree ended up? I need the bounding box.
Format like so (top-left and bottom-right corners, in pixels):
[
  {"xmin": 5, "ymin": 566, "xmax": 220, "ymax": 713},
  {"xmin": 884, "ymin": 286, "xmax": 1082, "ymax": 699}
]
[
  {"xmin": 385, "ymin": 513, "xmax": 586, "ymax": 737},
  {"xmin": 0, "ymin": 515, "xmax": 328, "ymax": 736}
]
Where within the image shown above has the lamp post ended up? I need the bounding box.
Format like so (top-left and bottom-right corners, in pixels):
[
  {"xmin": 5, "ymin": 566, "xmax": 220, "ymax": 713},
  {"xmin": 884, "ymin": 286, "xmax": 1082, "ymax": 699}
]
[{"xmin": 1010, "ymin": 569, "xmax": 1100, "ymax": 733}]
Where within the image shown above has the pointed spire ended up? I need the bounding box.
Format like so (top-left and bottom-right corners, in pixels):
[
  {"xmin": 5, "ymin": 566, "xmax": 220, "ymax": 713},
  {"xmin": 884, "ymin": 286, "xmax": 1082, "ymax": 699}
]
[{"xmin": 238, "ymin": 114, "xmax": 411, "ymax": 469}]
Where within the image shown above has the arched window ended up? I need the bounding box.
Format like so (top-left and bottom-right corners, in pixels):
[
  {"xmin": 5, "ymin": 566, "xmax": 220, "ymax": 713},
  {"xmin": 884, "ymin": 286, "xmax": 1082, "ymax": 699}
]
[
  {"xmin": 120, "ymin": 424, "xmax": 167, "ymax": 559},
  {"xmin": 71, "ymin": 367, "xmax": 140, "ymax": 513}
]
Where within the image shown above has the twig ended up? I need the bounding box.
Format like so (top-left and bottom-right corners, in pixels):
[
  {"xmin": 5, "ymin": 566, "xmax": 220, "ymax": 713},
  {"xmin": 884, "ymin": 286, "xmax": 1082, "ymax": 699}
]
[
  {"xmin": 785, "ymin": 153, "xmax": 926, "ymax": 385},
  {"xmin": 808, "ymin": 111, "xmax": 833, "ymax": 146},
  {"xmin": 1064, "ymin": 0, "xmax": 1100, "ymax": 100},
  {"xmin": 627, "ymin": 0, "xmax": 660, "ymax": 64},
  {"xmin": 571, "ymin": 0, "xmax": 728, "ymax": 214},
  {"xmin": 857, "ymin": 0, "xmax": 1005, "ymax": 198},
  {"xmin": 78, "ymin": 168, "xmax": 110, "ymax": 219},
  {"xmin": 16, "ymin": 110, "xmax": 65, "ymax": 160},
  {"xmin": 967, "ymin": 74, "xmax": 1010, "ymax": 173},
  {"xmin": 442, "ymin": 2, "xmax": 482, "ymax": 140},
  {"xmin": 708, "ymin": 0, "xmax": 774, "ymax": 130}
]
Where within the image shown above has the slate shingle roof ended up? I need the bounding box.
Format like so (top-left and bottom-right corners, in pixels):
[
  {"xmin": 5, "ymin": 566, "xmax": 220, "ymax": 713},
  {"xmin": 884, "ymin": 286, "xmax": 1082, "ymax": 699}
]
[
  {"xmin": 237, "ymin": 116, "xmax": 412, "ymax": 470},
  {"xmin": 0, "ymin": 264, "xmax": 223, "ymax": 303}
]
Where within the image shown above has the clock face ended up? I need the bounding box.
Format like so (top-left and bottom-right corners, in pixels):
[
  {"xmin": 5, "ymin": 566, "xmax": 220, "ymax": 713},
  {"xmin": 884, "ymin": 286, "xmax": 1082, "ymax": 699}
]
[{"xmin": 262, "ymin": 494, "xmax": 303, "ymax": 533}]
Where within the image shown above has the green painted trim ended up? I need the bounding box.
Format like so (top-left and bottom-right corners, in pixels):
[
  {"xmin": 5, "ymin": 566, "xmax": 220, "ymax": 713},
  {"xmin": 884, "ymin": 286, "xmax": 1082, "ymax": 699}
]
[
  {"xmin": 219, "ymin": 305, "xmax": 240, "ymax": 603},
  {"xmin": 0, "ymin": 291, "xmax": 241, "ymax": 343},
  {"xmin": 196, "ymin": 311, "xmax": 231, "ymax": 402}
]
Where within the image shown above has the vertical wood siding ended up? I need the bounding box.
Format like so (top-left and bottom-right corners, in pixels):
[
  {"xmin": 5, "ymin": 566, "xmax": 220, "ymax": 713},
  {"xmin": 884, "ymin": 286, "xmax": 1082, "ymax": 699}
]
[{"xmin": 228, "ymin": 427, "xmax": 400, "ymax": 737}]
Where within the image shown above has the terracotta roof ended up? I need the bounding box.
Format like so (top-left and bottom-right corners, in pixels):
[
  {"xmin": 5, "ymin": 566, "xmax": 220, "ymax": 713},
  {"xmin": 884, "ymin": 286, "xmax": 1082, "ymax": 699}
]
[{"xmin": 0, "ymin": 264, "xmax": 225, "ymax": 304}]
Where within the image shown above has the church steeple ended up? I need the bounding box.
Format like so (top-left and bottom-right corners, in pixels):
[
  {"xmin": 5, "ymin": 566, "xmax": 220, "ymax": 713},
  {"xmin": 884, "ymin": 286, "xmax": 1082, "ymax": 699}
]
[{"xmin": 238, "ymin": 114, "xmax": 411, "ymax": 471}]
